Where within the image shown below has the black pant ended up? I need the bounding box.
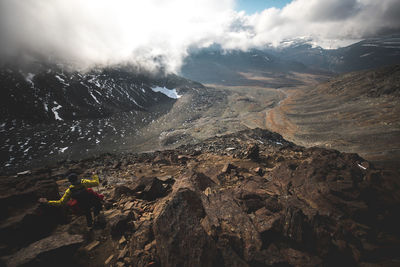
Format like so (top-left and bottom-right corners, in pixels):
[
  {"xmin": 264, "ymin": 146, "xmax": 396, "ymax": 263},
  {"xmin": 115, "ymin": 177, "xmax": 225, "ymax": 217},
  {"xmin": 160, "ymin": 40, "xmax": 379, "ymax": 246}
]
[{"xmin": 83, "ymin": 199, "xmax": 102, "ymax": 226}]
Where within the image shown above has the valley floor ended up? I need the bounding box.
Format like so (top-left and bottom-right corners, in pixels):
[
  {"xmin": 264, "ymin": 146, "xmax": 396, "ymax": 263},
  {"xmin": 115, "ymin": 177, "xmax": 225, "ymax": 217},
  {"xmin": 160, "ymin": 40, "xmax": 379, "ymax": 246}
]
[{"xmin": 2, "ymin": 69, "xmax": 399, "ymax": 176}]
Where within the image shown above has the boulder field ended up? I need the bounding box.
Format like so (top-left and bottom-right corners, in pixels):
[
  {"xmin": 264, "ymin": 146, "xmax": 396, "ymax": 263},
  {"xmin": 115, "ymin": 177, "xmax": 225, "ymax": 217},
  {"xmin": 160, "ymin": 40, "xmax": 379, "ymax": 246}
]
[{"xmin": 0, "ymin": 128, "xmax": 399, "ymax": 266}]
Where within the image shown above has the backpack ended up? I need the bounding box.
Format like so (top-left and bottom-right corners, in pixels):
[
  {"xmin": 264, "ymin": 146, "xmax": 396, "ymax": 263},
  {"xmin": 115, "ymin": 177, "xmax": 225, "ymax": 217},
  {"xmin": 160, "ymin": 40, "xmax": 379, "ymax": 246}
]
[{"xmin": 67, "ymin": 186, "xmax": 104, "ymax": 215}]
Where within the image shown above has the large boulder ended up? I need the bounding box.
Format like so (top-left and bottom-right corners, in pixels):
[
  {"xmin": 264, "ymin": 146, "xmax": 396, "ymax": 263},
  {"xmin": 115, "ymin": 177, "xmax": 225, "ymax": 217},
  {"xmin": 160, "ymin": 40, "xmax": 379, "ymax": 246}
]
[
  {"xmin": 3, "ymin": 232, "xmax": 84, "ymax": 266},
  {"xmin": 153, "ymin": 188, "xmax": 221, "ymax": 267},
  {"xmin": 132, "ymin": 177, "xmax": 173, "ymax": 201},
  {"xmin": 202, "ymin": 190, "xmax": 263, "ymax": 263},
  {"xmin": 0, "ymin": 175, "xmax": 61, "ymax": 255}
]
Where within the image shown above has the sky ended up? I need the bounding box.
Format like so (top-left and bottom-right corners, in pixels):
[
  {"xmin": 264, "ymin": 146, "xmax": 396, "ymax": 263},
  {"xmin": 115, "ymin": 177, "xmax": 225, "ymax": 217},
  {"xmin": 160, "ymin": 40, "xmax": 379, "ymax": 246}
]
[
  {"xmin": 0, "ymin": 0, "xmax": 399, "ymax": 73},
  {"xmin": 236, "ymin": 0, "xmax": 292, "ymax": 14}
]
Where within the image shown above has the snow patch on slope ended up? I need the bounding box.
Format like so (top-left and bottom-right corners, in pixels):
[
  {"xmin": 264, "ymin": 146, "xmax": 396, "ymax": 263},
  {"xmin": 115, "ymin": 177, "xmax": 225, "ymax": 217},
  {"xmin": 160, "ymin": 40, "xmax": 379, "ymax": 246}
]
[
  {"xmin": 151, "ymin": 86, "xmax": 181, "ymax": 99},
  {"xmin": 52, "ymin": 102, "xmax": 63, "ymax": 121}
]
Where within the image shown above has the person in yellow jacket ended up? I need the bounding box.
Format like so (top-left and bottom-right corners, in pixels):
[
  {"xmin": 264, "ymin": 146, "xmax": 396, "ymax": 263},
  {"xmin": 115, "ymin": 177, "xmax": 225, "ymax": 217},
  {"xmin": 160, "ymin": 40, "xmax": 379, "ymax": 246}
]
[{"xmin": 39, "ymin": 172, "xmax": 102, "ymax": 227}]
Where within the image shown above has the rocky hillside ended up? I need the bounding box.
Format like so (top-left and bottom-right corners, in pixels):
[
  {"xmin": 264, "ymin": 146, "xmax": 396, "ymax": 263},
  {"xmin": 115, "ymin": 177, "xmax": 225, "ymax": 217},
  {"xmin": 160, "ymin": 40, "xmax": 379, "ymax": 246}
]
[
  {"xmin": 1, "ymin": 129, "xmax": 399, "ymax": 266},
  {"xmin": 0, "ymin": 64, "xmax": 200, "ymax": 122},
  {"xmin": 266, "ymin": 64, "xmax": 400, "ymax": 170},
  {"xmin": 0, "ymin": 65, "xmax": 204, "ymax": 174}
]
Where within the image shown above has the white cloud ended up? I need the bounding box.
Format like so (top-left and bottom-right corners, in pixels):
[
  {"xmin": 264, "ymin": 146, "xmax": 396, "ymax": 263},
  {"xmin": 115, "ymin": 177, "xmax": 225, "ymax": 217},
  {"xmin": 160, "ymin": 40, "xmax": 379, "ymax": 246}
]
[
  {"xmin": 0, "ymin": 0, "xmax": 235, "ymax": 72},
  {"xmin": 0, "ymin": 0, "xmax": 399, "ymax": 72},
  {"xmin": 223, "ymin": 0, "xmax": 400, "ymax": 49}
]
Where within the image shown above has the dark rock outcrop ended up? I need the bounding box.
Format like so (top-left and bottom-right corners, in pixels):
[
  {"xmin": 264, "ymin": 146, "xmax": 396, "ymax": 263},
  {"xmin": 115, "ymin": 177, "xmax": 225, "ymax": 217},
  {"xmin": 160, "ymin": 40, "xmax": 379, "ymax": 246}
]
[
  {"xmin": 153, "ymin": 187, "xmax": 221, "ymax": 267},
  {"xmin": 4, "ymin": 233, "xmax": 84, "ymax": 267},
  {"xmin": 0, "ymin": 128, "xmax": 399, "ymax": 266},
  {"xmin": 0, "ymin": 175, "xmax": 61, "ymax": 255}
]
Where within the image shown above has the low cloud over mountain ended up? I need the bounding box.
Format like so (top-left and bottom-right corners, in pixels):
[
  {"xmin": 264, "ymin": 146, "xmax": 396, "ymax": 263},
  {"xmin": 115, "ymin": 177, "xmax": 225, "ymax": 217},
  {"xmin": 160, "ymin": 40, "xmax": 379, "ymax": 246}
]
[{"xmin": 1, "ymin": 0, "xmax": 399, "ymax": 72}]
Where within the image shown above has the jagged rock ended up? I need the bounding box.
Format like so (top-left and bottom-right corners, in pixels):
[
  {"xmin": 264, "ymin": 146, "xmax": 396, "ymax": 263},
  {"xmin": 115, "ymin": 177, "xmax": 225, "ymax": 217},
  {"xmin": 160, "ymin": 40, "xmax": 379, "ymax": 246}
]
[
  {"xmin": 132, "ymin": 177, "xmax": 172, "ymax": 201},
  {"xmin": 177, "ymin": 155, "xmax": 189, "ymax": 165},
  {"xmin": 123, "ymin": 201, "xmax": 134, "ymax": 211},
  {"xmin": 0, "ymin": 204, "xmax": 67, "ymax": 256},
  {"xmin": 282, "ymin": 207, "xmax": 311, "ymax": 244},
  {"xmin": 84, "ymin": 240, "xmax": 100, "ymax": 251},
  {"xmin": 4, "ymin": 233, "xmax": 84, "ymax": 266},
  {"xmin": 202, "ymin": 190, "xmax": 262, "ymax": 262},
  {"xmin": 0, "ymin": 175, "xmax": 59, "ymax": 221},
  {"xmin": 1, "ymin": 128, "xmax": 399, "ymax": 266},
  {"xmin": 118, "ymin": 247, "xmax": 128, "ymax": 259},
  {"xmin": 234, "ymin": 176, "xmax": 274, "ymax": 213},
  {"xmin": 251, "ymin": 207, "xmax": 281, "ymax": 234},
  {"xmin": 108, "ymin": 211, "xmax": 132, "ymax": 237},
  {"xmin": 130, "ymin": 221, "xmax": 153, "ymax": 251},
  {"xmin": 123, "ymin": 257, "xmax": 131, "ymax": 265},
  {"xmin": 104, "ymin": 254, "xmax": 114, "ymax": 265},
  {"xmin": 246, "ymin": 144, "xmax": 260, "ymax": 161},
  {"xmin": 221, "ymin": 163, "xmax": 235, "ymax": 174},
  {"xmin": 152, "ymin": 154, "xmax": 171, "ymax": 165},
  {"xmin": 129, "ymin": 220, "xmax": 158, "ymax": 266},
  {"xmin": 253, "ymin": 167, "xmax": 264, "ymax": 176},
  {"xmin": 153, "ymin": 188, "xmax": 221, "ymax": 267},
  {"xmin": 144, "ymin": 240, "xmax": 156, "ymax": 251},
  {"xmin": 128, "ymin": 219, "xmax": 158, "ymax": 266},
  {"xmin": 112, "ymin": 185, "xmax": 134, "ymax": 200},
  {"xmin": 119, "ymin": 236, "xmax": 127, "ymax": 245},
  {"xmin": 188, "ymin": 172, "xmax": 216, "ymax": 191},
  {"xmin": 0, "ymin": 175, "xmax": 62, "ymax": 255},
  {"xmin": 113, "ymin": 161, "xmax": 122, "ymax": 169}
]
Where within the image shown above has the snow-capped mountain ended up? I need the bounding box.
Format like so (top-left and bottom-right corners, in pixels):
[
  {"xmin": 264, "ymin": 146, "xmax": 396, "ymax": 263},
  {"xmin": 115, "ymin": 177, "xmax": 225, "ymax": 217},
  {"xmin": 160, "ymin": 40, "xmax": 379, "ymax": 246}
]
[
  {"xmin": 181, "ymin": 35, "xmax": 400, "ymax": 84},
  {"xmin": 0, "ymin": 65, "xmax": 198, "ymax": 122},
  {"xmin": 330, "ymin": 35, "xmax": 400, "ymax": 72},
  {"xmin": 266, "ymin": 35, "xmax": 400, "ymax": 73}
]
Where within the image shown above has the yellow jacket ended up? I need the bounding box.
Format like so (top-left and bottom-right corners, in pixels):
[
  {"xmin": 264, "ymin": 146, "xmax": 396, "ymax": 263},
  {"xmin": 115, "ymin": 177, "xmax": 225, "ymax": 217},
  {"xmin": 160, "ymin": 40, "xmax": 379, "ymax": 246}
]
[{"xmin": 48, "ymin": 174, "xmax": 99, "ymax": 206}]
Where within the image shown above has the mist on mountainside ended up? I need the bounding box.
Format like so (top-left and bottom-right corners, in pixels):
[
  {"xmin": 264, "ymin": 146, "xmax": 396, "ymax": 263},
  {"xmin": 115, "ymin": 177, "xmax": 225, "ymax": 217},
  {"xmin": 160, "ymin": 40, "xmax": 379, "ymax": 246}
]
[{"xmin": 1, "ymin": 0, "xmax": 400, "ymax": 73}]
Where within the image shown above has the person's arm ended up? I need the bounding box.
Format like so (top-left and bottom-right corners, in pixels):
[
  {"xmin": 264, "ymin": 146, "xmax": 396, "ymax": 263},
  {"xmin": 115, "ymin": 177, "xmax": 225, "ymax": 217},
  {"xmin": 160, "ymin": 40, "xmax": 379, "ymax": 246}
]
[
  {"xmin": 48, "ymin": 188, "xmax": 72, "ymax": 206},
  {"xmin": 81, "ymin": 174, "xmax": 100, "ymax": 188}
]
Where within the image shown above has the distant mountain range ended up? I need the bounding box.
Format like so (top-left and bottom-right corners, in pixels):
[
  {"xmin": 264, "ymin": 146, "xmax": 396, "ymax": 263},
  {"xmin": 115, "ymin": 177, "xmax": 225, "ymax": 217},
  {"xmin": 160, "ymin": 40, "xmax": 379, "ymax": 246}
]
[{"xmin": 181, "ymin": 35, "xmax": 400, "ymax": 84}]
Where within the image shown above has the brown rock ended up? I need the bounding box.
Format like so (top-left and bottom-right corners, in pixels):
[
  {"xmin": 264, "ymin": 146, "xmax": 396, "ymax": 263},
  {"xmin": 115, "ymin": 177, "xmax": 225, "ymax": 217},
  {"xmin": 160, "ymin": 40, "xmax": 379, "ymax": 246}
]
[
  {"xmin": 112, "ymin": 185, "xmax": 134, "ymax": 199},
  {"xmin": 153, "ymin": 154, "xmax": 171, "ymax": 165},
  {"xmin": 5, "ymin": 233, "xmax": 84, "ymax": 267},
  {"xmin": 222, "ymin": 163, "xmax": 235, "ymax": 174},
  {"xmin": 105, "ymin": 254, "xmax": 114, "ymax": 265},
  {"xmin": 202, "ymin": 190, "xmax": 262, "ymax": 262},
  {"xmin": 0, "ymin": 175, "xmax": 61, "ymax": 254},
  {"xmin": 190, "ymin": 172, "xmax": 216, "ymax": 191},
  {"xmin": 130, "ymin": 220, "xmax": 154, "ymax": 251},
  {"xmin": 144, "ymin": 240, "xmax": 156, "ymax": 251},
  {"xmin": 85, "ymin": 240, "xmax": 100, "ymax": 251},
  {"xmin": 132, "ymin": 177, "xmax": 172, "ymax": 201},
  {"xmin": 119, "ymin": 236, "xmax": 127, "ymax": 245},
  {"xmin": 252, "ymin": 209, "xmax": 281, "ymax": 234},
  {"xmin": 254, "ymin": 167, "xmax": 264, "ymax": 176},
  {"xmin": 123, "ymin": 201, "xmax": 134, "ymax": 211},
  {"xmin": 108, "ymin": 211, "xmax": 132, "ymax": 237},
  {"xmin": 153, "ymin": 188, "xmax": 221, "ymax": 267},
  {"xmin": 118, "ymin": 247, "xmax": 128, "ymax": 259},
  {"xmin": 246, "ymin": 144, "xmax": 260, "ymax": 161},
  {"xmin": 282, "ymin": 207, "xmax": 310, "ymax": 244}
]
